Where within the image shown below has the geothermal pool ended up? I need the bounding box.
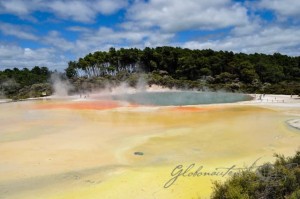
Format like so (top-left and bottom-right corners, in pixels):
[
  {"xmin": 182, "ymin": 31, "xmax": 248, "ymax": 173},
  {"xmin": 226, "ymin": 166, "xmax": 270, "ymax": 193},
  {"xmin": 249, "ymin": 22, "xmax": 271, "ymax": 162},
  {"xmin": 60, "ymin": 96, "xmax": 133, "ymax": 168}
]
[
  {"xmin": 0, "ymin": 92, "xmax": 299, "ymax": 199},
  {"xmin": 108, "ymin": 91, "xmax": 252, "ymax": 106}
]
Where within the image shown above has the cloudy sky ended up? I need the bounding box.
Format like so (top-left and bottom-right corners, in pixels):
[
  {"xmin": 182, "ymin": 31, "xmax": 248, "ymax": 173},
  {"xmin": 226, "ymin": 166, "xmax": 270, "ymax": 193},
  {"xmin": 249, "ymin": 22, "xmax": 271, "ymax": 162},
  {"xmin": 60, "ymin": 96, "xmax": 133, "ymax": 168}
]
[{"xmin": 0, "ymin": 0, "xmax": 299, "ymax": 70}]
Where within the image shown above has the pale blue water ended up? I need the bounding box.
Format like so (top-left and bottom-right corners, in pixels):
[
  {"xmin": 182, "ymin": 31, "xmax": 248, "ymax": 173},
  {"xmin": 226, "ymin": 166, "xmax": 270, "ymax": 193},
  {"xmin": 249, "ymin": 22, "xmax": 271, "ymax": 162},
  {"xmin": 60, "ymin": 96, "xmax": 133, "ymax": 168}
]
[{"xmin": 110, "ymin": 91, "xmax": 252, "ymax": 106}]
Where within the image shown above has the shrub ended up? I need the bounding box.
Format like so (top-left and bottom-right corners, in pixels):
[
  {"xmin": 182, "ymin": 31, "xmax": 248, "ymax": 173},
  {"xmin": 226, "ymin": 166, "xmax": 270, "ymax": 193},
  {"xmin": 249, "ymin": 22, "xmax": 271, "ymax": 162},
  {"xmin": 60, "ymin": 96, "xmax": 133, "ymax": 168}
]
[{"xmin": 211, "ymin": 151, "xmax": 300, "ymax": 199}]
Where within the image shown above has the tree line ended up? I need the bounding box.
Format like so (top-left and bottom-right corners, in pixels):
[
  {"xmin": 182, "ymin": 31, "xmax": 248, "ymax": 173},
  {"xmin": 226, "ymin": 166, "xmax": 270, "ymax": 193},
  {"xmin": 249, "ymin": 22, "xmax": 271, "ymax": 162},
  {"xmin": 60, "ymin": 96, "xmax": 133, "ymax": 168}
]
[
  {"xmin": 1, "ymin": 47, "xmax": 300, "ymax": 99},
  {"xmin": 66, "ymin": 46, "xmax": 300, "ymax": 94}
]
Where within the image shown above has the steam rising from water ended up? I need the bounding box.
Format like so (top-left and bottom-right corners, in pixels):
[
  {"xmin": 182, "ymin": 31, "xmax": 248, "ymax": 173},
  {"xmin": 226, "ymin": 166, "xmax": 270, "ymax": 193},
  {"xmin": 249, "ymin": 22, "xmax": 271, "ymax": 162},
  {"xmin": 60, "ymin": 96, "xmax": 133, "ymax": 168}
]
[
  {"xmin": 0, "ymin": 90, "xmax": 5, "ymax": 99},
  {"xmin": 49, "ymin": 74, "xmax": 250, "ymax": 105},
  {"xmin": 50, "ymin": 73, "xmax": 73, "ymax": 97},
  {"xmin": 0, "ymin": 79, "xmax": 18, "ymax": 101},
  {"xmin": 136, "ymin": 76, "xmax": 147, "ymax": 92}
]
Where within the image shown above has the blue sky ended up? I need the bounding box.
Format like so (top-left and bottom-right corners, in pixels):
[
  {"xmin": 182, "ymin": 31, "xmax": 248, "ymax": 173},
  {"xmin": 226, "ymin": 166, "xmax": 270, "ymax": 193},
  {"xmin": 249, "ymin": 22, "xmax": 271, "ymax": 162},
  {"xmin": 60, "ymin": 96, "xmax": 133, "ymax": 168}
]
[{"xmin": 0, "ymin": 0, "xmax": 299, "ymax": 70}]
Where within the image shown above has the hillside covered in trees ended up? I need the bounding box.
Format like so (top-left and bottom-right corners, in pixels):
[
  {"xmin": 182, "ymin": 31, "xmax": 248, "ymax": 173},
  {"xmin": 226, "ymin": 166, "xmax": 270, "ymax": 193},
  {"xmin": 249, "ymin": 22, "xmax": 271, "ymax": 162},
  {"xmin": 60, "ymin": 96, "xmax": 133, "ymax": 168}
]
[
  {"xmin": 66, "ymin": 47, "xmax": 300, "ymax": 94},
  {"xmin": 0, "ymin": 66, "xmax": 52, "ymax": 99},
  {"xmin": 1, "ymin": 47, "xmax": 300, "ymax": 99}
]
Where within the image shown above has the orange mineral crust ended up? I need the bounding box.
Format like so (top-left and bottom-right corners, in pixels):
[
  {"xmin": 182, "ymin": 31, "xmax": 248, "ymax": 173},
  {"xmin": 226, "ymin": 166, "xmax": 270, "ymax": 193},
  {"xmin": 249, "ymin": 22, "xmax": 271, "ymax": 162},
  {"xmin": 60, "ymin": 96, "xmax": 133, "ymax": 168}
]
[
  {"xmin": 168, "ymin": 106, "xmax": 219, "ymax": 112},
  {"xmin": 33, "ymin": 100, "xmax": 127, "ymax": 110}
]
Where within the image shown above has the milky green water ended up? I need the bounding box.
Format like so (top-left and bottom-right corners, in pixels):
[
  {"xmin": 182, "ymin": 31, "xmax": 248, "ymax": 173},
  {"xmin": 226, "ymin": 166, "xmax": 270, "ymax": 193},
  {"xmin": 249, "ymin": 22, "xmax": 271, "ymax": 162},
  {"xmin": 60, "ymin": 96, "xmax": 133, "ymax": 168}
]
[{"xmin": 109, "ymin": 91, "xmax": 252, "ymax": 106}]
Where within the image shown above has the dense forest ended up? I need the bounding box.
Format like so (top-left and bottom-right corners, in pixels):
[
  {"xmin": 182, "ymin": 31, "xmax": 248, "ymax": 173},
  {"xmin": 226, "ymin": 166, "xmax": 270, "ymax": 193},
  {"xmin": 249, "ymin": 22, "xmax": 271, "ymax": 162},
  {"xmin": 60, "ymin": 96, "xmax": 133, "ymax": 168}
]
[
  {"xmin": 0, "ymin": 66, "xmax": 52, "ymax": 99},
  {"xmin": 1, "ymin": 47, "xmax": 300, "ymax": 99},
  {"xmin": 66, "ymin": 47, "xmax": 300, "ymax": 94}
]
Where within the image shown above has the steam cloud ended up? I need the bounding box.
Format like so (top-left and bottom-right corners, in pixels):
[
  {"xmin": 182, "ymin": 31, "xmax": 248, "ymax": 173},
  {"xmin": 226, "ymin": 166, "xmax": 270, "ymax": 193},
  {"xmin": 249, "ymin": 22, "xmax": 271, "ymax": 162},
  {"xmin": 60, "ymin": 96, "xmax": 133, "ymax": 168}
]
[{"xmin": 50, "ymin": 73, "xmax": 73, "ymax": 97}]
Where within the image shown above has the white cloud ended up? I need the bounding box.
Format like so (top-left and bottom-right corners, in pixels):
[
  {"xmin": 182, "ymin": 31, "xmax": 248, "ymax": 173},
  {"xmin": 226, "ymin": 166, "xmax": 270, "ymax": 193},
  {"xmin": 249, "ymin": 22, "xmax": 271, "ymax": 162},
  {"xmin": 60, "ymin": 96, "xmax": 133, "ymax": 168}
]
[
  {"xmin": 126, "ymin": 0, "xmax": 249, "ymax": 32},
  {"xmin": 259, "ymin": 0, "xmax": 300, "ymax": 19},
  {"xmin": 0, "ymin": 0, "xmax": 128, "ymax": 22},
  {"xmin": 94, "ymin": 0, "xmax": 128, "ymax": 15},
  {"xmin": 0, "ymin": 44, "xmax": 67, "ymax": 70},
  {"xmin": 67, "ymin": 26, "xmax": 91, "ymax": 32},
  {"xmin": 0, "ymin": 22, "xmax": 38, "ymax": 40},
  {"xmin": 72, "ymin": 26, "xmax": 175, "ymax": 55},
  {"xmin": 182, "ymin": 26, "xmax": 300, "ymax": 55},
  {"xmin": 47, "ymin": 1, "xmax": 96, "ymax": 22},
  {"xmin": 0, "ymin": 0, "xmax": 31, "ymax": 15},
  {"xmin": 230, "ymin": 15, "xmax": 263, "ymax": 36},
  {"xmin": 73, "ymin": 27, "xmax": 147, "ymax": 54},
  {"xmin": 68, "ymin": 0, "xmax": 251, "ymax": 54},
  {"xmin": 0, "ymin": 44, "xmax": 21, "ymax": 59},
  {"xmin": 42, "ymin": 31, "xmax": 75, "ymax": 52}
]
